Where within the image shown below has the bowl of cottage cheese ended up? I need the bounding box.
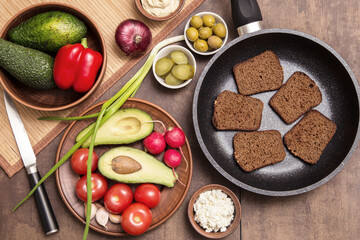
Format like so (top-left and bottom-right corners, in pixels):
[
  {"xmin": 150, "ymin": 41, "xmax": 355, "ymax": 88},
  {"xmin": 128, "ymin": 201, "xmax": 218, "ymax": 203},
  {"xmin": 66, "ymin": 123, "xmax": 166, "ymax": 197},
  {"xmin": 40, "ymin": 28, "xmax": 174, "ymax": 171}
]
[{"xmin": 188, "ymin": 184, "xmax": 241, "ymax": 239}]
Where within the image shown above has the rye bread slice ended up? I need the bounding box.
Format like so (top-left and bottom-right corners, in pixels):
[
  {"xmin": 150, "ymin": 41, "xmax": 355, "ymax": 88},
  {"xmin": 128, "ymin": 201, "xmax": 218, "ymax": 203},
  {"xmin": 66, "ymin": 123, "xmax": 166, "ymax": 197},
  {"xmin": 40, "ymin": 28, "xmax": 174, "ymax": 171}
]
[
  {"xmin": 233, "ymin": 50, "xmax": 283, "ymax": 95},
  {"xmin": 233, "ymin": 130, "xmax": 286, "ymax": 172},
  {"xmin": 212, "ymin": 90, "xmax": 264, "ymax": 131},
  {"xmin": 270, "ymin": 71, "xmax": 322, "ymax": 124},
  {"xmin": 284, "ymin": 110, "xmax": 337, "ymax": 164}
]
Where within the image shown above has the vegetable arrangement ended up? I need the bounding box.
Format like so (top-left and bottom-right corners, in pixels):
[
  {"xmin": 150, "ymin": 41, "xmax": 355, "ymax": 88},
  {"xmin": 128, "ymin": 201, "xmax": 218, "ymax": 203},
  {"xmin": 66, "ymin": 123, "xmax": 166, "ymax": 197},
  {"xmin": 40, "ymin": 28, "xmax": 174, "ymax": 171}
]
[
  {"xmin": 70, "ymin": 147, "xmax": 163, "ymax": 235},
  {"xmin": 12, "ymin": 30, "xmax": 186, "ymax": 239},
  {"xmin": 0, "ymin": 11, "xmax": 103, "ymax": 92}
]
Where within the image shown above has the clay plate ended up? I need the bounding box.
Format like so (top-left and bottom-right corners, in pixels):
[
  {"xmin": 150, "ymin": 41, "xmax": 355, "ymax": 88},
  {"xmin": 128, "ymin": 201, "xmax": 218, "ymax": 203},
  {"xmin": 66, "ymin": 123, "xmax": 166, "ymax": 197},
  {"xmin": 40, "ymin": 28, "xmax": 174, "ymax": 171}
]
[
  {"xmin": 0, "ymin": 2, "xmax": 107, "ymax": 111},
  {"xmin": 188, "ymin": 184, "xmax": 241, "ymax": 239},
  {"xmin": 55, "ymin": 98, "xmax": 193, "ymax": 236}
]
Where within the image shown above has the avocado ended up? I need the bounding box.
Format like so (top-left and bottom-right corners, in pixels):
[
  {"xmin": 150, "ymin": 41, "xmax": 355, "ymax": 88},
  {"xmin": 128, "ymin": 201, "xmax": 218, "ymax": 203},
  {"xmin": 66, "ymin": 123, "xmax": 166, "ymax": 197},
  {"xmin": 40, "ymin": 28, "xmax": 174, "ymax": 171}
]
[
  {"xmin": 8, "ymin": 11, "xmax": 87, "ymax": 52},
  {"xmin": 98, "ymin": 146, "xmax": 177, "ymax": 187},
  {"xmin": 0, "ymin": 39, "xmax": 55, "ymax": 89},
  {"xmin": 76, "ymin": 108, "xmax": 154, "ymax": 147}
]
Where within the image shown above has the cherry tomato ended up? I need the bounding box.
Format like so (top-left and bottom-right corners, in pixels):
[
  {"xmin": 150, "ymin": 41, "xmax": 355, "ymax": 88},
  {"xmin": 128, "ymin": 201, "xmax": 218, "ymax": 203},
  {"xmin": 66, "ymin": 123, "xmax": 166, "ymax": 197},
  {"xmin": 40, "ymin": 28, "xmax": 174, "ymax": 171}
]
[
  {"xmin": 75, "ymin": 173, "xmax": 108, "ymax": 202},
  {"xmin": 104, "ymin": 183, "xmax": 133, "ymax": 214},
  {"xmin": 70, "ymin": 148, "xmax": 99, "ymax": 175},
  {"xmin": 134, "ymin": 183, "xmax": 161, "ymax": 208},
  {"xmin": 121, "ymin": 203, "xmax": 152, "ymax": 236}
]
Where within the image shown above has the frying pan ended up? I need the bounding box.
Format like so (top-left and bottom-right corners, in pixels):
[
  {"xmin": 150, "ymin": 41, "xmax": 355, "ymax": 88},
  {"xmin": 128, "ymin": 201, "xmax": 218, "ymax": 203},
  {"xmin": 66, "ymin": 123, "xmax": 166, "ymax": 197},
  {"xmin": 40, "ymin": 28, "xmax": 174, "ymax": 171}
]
[{"xmin": 192, "ymin": 0, "xmax": 360, "ymax": 196}]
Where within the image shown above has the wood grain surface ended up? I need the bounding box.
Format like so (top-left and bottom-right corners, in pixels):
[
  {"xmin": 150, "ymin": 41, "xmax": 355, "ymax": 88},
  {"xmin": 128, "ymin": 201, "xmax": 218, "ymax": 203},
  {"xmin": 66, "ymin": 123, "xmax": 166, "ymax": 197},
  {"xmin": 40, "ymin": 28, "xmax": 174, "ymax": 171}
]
[{"xmin": 1, "ymin": 0, "xmax": 359, "ymax": 240}]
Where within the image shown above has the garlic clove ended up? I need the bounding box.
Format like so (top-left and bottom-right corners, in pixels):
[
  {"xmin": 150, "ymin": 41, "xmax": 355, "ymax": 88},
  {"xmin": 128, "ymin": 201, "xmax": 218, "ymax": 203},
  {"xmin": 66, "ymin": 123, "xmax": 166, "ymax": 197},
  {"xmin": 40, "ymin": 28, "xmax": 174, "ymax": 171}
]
[
  {"xmin": 109, "ymin": 213, "xmax": 121, "ymax": 224},
  {"xmin": 96, "ymin": 207, "xmax": 109, "ymax": 229},
  {"xmin": 84, "ymin": 203, "xmax": 97, "ymax": 221}
]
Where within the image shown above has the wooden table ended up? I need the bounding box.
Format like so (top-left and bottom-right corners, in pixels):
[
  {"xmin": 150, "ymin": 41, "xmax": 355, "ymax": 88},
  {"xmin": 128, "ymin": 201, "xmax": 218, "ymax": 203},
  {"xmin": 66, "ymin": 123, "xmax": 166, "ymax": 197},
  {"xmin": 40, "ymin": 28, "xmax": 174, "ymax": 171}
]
[{"xmin": 1, "ymin": 0, "xmax": 359, "ymax": 239}]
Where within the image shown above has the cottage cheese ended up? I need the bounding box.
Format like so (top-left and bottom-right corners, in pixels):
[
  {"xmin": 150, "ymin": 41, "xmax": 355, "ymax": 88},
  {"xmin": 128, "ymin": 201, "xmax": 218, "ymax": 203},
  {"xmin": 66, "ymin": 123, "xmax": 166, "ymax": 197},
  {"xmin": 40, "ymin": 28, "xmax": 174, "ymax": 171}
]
[{"xmin": 193, "ymin": 189, "xmax": 235, "ymax": 233}]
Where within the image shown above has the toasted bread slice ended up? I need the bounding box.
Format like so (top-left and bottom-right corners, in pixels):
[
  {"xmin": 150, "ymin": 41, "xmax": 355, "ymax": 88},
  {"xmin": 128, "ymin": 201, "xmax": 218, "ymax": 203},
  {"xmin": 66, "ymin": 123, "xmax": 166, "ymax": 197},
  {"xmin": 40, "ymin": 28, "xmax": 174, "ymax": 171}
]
[
  {"xmin": 233, "ymin": 130, "xmax": 286, "ymax": 172},
  {"xmin": 212, "ymin": 90, "xmax": 263, "ymax": 131},
  {"xmin": 270, "ymin": 71, "xmax": 322, "ymax": 124},
  {"xmin": 233, "ymin": 50, "xmax": 283, "ymax": 95},
  {"xmin": 284, "ymin": 110, "xmax": 337, "ymax": 164}
]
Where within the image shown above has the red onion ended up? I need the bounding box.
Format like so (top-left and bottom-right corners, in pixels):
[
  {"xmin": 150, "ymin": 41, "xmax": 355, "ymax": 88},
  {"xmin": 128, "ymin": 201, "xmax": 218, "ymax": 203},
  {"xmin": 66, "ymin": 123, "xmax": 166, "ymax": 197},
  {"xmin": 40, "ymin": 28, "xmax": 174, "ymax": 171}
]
[{"xmin": 115, "ymin": 19, "xmax": 152, "ymax": 56}]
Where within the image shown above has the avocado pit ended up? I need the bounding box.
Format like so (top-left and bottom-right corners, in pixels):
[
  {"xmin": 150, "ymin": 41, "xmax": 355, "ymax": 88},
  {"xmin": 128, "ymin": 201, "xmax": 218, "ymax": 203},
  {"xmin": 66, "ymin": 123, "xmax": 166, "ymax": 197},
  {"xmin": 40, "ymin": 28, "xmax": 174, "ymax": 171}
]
[{"xmin": 111, "ymin": 155, "xmax": 142, "ymax": 174}]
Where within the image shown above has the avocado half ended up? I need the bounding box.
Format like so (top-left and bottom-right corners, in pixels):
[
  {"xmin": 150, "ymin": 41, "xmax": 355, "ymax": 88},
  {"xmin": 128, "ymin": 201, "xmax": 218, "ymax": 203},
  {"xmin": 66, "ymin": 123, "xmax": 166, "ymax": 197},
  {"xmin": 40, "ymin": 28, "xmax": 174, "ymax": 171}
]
[
  {"xmin": 98, "ymin": 146, "xmax": 177, "ymax": 187},
  {"xmin": 76, "ymin": 108, "xmax": 154, "ymax": 147}
]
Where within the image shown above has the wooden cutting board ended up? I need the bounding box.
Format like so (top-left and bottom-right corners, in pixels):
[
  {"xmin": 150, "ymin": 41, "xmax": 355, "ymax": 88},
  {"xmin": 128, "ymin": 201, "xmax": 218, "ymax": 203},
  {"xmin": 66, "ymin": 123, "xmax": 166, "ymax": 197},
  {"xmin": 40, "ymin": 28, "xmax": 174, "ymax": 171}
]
[{"xmin": 0, "ymin": 0, "xmax": 205, "ymax": 177}]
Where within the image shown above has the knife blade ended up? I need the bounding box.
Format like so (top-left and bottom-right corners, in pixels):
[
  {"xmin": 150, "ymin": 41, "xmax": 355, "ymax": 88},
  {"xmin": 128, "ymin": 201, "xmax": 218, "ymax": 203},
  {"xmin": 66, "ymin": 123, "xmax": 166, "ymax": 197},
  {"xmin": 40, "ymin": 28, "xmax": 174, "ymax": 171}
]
[{"xmin": 4, "ymin": 91, "xmax": 59, "ymax": 235}]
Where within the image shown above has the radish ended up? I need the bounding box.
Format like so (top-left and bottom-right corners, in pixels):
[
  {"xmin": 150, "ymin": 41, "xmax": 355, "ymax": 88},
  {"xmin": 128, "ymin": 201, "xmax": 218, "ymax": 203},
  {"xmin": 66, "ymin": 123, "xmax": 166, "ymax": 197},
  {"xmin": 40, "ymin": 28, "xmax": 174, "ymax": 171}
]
[
  {"xmin": 164, "ymin": 127, "xmax": 188, "ymax": 172},
  {"xmin": 142, "ymin": 120, "xmax": 167, "ymax": 155},
  {"xmin": 163, "ymin": 149, "xmax": 185, "ymax": 186},
  {"xmin": 143, "ymin": 132, "xmax": 166, "ymax": 155}
]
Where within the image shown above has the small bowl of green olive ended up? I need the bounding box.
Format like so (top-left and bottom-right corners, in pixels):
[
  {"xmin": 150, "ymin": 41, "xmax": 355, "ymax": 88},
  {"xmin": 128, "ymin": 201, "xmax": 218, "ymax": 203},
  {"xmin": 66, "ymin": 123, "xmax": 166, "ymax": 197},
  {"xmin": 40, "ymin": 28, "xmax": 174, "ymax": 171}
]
[
  {"xmin": 184, "ymin": 12, "xmax": 228, "ymax": 55},
  {"xmin": 153, "ymin": 45, "xmax": 196, "ymax": 89}
]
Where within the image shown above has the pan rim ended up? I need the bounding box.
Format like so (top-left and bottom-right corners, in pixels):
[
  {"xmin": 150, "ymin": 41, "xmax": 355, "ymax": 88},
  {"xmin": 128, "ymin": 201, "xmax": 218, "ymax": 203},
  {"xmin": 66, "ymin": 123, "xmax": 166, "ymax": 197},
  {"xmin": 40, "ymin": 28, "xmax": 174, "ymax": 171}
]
[{"xmin": 192, "ymin": 28, "xmax": 360, "ymax": 196}]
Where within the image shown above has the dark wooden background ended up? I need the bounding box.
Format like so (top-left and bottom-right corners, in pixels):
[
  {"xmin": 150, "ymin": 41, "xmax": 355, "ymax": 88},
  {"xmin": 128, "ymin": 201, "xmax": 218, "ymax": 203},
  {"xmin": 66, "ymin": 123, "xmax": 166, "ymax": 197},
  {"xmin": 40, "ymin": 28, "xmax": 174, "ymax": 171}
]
[{"xmin": 1, "ymin": 0, "xmax": 359, "ymax": 239}]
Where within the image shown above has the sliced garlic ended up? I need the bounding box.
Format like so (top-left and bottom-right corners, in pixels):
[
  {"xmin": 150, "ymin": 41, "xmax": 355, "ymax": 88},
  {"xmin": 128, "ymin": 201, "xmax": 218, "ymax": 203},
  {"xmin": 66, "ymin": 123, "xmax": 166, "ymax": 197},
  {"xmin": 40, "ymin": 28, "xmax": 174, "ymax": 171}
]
[
  {"xmin": 109, "ymin": 213, "xmax": 121, "ymax": 224},
  {"xmin": 96, "ymin": 207, "xmax": 109, "ymax": 229},
  {"xmin": 84, "ymin": 203, "xmax": 97, "ymax": 221}
]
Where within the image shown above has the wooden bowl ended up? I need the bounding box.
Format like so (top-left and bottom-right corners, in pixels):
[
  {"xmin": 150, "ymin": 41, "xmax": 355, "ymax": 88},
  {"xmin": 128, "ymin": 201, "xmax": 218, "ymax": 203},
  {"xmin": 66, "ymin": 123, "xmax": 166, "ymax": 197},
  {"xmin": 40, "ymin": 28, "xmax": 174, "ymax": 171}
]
[
  {"xmin": 0, "ymin": 3, "xmax": 107, "ymax": 111},
  {"xmin": 56, "ymin": 98, "xmax": 193, "ymax": 236},
  {"xmin": 135, "ymin": 0, "xmax": 185, "ymax": 21},
  {"xmin": 188, "ymin": 184, "xmax": 241, "ymax": 239}
]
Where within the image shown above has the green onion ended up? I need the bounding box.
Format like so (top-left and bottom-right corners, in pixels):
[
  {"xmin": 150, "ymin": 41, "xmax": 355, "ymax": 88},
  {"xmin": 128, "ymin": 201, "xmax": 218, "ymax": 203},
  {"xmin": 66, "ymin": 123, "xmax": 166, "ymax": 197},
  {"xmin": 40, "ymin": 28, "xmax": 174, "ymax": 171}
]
[{"xmin": 12, "ymin": 35, "xmax": 185, "ymax": 240}]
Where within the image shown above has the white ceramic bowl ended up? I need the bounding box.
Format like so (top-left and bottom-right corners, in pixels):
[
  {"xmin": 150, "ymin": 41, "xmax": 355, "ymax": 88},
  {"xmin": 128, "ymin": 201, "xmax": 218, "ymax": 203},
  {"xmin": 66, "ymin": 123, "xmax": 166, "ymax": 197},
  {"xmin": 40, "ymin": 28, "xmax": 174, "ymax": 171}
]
[
  {"xmin": 184, "ymin": 12, "xmax": 229, "ymax": 56},
  {"xmin": 153, "ymin": 45, "xmax": 196, "ymax": 89}
]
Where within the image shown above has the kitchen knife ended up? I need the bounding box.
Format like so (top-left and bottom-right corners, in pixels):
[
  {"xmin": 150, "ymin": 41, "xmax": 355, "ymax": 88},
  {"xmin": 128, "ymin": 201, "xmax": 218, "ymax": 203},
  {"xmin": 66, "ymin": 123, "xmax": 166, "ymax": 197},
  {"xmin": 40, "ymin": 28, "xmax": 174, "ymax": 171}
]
[{"xmin": 4, "ymin": 91, "xmax": 59, "ymax": 235}]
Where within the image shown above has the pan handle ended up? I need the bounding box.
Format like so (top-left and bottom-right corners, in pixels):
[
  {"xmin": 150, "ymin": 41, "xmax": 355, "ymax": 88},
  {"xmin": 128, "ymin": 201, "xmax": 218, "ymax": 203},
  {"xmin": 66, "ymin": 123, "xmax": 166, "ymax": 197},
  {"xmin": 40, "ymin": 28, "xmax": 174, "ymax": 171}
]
[{"xmin": 231, "ymin": 0, "xmax": 263, "ymax": 36}]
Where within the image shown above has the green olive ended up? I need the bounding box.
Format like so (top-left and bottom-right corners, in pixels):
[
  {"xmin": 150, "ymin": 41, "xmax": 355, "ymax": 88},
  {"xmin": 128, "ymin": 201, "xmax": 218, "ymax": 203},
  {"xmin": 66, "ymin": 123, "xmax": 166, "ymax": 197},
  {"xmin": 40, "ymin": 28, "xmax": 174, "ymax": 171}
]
[
  {"xmin": 202, "ymin": 15, "xmax": 216, "ymax": 28},
  {"xmin": 199, "ymin": 27, "xmax": 213, "ymax": 40},
  {"xmin": 171, "ymin": 64, "xmax": 192, "ymax": 80},
  {"xmin": 170, "ymin": 51, "xmax": 188, "ymax": 65},
  {"xmin": 186, "ymin": 27, "xmax": 199, "ymax": 42},
  {"xmin": 213, "ymin": 23, "xmax": 226, "ymax": 38},
  {"xmin": 190, "ymin": 15, "xmax": 203, "ymax": 29},
  {"xmin": 165, "ymin": 73, "xmax": 184, "ymax": 85},
  {"xmin": 193, "ymin": 39, "xmax": 209, "ymax": 52},
  {"xmin": 155, "ymin": 57, "xmax": 174, "ymax": 77},
  {"xmin": 207, "ymin": 35, "xmax": 223, "ymax": 49}
]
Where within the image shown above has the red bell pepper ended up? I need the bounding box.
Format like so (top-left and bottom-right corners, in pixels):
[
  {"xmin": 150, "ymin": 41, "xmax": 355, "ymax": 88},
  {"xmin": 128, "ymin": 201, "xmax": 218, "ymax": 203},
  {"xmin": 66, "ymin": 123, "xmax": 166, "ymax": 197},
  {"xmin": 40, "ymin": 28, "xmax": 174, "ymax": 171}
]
[{"xmin": 53, "ymin": 38, "xmax": 103, "ymax": 93}]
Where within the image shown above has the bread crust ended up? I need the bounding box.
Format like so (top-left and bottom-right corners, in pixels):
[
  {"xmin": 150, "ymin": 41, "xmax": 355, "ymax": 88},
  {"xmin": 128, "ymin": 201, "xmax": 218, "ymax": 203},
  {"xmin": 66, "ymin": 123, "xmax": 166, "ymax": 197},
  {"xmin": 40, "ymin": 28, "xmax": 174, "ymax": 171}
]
[
  {"xmin": 270, "ymin": 71, "xmax": 322, "ymax": 124},
  {"xmin": 284, "ymin": 110, "xmax": 337, "ymax": 164},
  {"xmin": 233, "ymin": 130, "xmax": 286, "ymax": 172},
  {"xmin": 233, "ymin": 50, "xmax": 284, "ymax": 95},
  {"xmin": 212, "ymin": 90, "xmax": 263, "ymax": 131}
]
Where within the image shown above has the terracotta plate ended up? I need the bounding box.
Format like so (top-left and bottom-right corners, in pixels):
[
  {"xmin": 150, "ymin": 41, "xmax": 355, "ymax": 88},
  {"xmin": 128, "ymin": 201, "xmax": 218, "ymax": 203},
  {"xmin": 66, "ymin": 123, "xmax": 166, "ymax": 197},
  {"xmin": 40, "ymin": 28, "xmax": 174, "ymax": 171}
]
[{"xmin": 55, "ymin": 98, "xmax": 193, "ymax": 236}]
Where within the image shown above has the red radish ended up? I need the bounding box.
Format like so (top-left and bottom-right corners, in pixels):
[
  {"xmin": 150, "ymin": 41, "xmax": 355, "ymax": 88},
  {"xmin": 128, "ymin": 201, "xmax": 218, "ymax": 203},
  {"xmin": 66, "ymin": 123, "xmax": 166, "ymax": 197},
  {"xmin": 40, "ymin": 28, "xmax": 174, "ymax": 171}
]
[
  {"xmin": 164, "ymin": 127, "xmax": 188, "ymax": 172},
  {"xmin": 163, "ymin": 149, "xmax": 181, "ymax": 168},
  {"xmin": 163, "ymin": 149, "xmax": 185, "ymax": 186},
  {"xmin": 143, "ymin": 132, "xmax": 166, "ymax": 155}
]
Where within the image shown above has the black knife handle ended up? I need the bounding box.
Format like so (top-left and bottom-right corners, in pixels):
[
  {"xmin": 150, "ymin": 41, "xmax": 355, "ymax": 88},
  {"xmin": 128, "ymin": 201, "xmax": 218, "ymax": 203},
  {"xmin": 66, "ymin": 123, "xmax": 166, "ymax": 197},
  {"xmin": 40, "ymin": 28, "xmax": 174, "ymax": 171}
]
[
  {"xmin": 231, "ymin": 0, "xmax": 263, "ymax": 28},
  {"xmin": 28, "ymin": 171, "xmax": 59, "ymax": 235}
]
